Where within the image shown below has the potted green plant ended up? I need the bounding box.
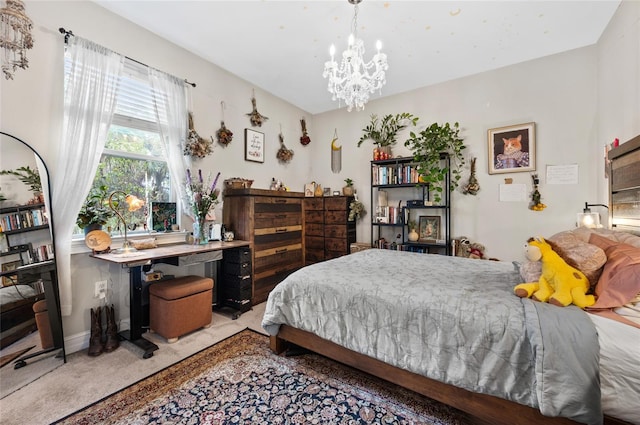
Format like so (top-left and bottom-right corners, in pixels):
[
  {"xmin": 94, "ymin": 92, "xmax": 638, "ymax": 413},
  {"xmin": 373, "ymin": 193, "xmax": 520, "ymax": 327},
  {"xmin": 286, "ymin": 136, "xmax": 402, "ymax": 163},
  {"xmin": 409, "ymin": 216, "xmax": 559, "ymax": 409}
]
[
  {"xmin": 76, "ymin": 185, "xmax": 115, "ymax": 233},
  {"xmin": 343, "ymin": 178, "xmax": 354, "ymax": 196},
  {"xmin": 357, "ymin": 113, "xmax": 419, "ymax": 159},
  {"xmin": 404, "ymin": 122, "xmax": 466, "ymax": 204},
  {"xmin": 348, "ymin": 198, "xmax": 365, "ymax": 222},
  {"xmin": 0, "ymin": 165, "xmax": 43, "ymax": 203}
]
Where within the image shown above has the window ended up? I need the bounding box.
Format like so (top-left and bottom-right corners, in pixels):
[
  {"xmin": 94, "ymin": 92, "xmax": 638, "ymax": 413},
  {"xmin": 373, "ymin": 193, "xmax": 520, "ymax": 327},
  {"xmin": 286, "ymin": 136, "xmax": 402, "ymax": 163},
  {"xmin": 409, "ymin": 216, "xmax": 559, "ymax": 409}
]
[{"xmin": 73, "ymin": 60, "xmax": 173, "ymax": 236}]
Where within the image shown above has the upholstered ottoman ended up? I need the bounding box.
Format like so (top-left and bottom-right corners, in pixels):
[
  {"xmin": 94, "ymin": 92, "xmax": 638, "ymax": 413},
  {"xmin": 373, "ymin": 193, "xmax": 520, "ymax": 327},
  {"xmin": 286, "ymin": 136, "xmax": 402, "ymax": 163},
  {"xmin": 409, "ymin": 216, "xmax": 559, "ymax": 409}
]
[
  {"xmin": 32, "ymin": 299, "xmax": 53, "ymax": 350},
  {"xmin": 149, "ymin": 275, "xmax": 213, "ymax": 343}
]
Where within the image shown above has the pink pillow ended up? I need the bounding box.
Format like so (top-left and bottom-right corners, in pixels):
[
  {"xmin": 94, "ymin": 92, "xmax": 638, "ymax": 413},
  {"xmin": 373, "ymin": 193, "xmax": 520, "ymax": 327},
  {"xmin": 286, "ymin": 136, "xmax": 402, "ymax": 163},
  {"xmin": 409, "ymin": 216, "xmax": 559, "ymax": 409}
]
[{"xmin": 588, "ymin": 233, "xmax": 640, "ymax": 309}]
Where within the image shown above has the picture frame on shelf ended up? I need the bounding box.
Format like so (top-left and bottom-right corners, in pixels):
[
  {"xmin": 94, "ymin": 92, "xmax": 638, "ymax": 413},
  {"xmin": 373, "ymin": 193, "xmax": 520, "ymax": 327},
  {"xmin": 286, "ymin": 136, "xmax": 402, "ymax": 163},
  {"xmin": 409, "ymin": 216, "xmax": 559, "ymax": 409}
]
[
  {"xmin": 419, "ymin": 216, "xmax": 440, "ymax": 242},
  {"xmin": 245, "ymin": 128, "xmax": 264, "ymax": 163},
  {"xmin": 488, "ymin": 122, "xmax": 536, "ymax": 174},
  {"xmin": 323, "ymin": 187, "xmax": 331, "ymax": 196}
]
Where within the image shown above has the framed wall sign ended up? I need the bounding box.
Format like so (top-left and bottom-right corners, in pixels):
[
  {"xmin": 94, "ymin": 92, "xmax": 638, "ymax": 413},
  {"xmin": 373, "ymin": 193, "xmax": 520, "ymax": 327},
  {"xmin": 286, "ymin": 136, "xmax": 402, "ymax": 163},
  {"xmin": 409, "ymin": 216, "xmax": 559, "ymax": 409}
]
[
  {"xmin": 488, "ymin": 122, "xmax": 536, "ymax": 174},
  {"xmin": 419, "ymin": 216, "xmax": 440, "ymax": 242},
  {"xmin": 245, "ymin": 128, "xmax": 264, "ymax": 163}
]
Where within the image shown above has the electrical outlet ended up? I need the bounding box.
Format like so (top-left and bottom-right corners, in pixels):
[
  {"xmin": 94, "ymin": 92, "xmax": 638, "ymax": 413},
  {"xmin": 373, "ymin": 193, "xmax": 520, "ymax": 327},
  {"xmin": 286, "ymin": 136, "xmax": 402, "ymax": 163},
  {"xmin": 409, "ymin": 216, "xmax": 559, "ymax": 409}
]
[{"xmin": 94, "ymin": 280, "xmax": 107, "ymax": 298}]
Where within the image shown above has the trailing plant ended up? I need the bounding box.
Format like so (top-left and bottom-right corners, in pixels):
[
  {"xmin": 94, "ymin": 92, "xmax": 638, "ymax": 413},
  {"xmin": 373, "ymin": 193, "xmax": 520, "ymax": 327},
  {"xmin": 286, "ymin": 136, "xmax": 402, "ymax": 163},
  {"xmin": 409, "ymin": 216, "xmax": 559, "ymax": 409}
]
[
  {"xmin": 357, "ymin": 113, "xmax": 419, "ymax": 147},
  {"xmin": 76, "ymin": 185, "xmax": 115, "ymax": 229},
  {"xmin": 404, "ymin": 122, "xmax": 466, "ymax": 204},
  {"xmin": 0, "ymin": 165, "xmax": 42, "ymax": 194},
  {"xmin": 348, "ymin": 199, "xmax": 365, "ymax": 222}
]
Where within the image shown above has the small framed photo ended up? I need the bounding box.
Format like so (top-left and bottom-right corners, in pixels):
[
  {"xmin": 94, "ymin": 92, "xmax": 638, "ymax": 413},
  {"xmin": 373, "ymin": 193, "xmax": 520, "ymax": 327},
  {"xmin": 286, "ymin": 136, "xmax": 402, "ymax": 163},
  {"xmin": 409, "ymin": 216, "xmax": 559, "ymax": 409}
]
[
  {"xmin": 419, "ymin": 216, "xmax": 440, "ymax": 241},
  {"xmin": 304, "ymin": 183, "xmax": 316, "ymax": 197},
  {"xmin": 488, "ymin": 122, "xmax": 536, "ymax": 174},
  {"xmin": 323, "ymin": 187, "xmax": 331, "ymax": 196},
  {"xmin": 245, "ymin": 128, "xmax": 264, "ymax": 163}
]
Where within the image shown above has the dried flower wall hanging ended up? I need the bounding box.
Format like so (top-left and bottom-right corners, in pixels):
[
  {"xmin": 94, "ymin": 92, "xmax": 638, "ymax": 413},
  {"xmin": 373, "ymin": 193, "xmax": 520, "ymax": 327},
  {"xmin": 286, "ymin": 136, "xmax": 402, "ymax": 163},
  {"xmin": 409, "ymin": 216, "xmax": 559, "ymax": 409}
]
[
  {"xmin": 216, "ymin": 101, "xmax": 233, "ymax": 146},
  {"xmin": 183, "ymin": 112, "xmax": 213, "ymax": 158},
  {"xmin": 246, "ymin": 90, "xmax": 268, "ymax": 127},
  {"xmin": 276, "ymin": 128, "xmax": 294, "ymax": 163},
  {"xmin": 529, "ymin": 174, "xmax": 546, "ymax": 211},
  {"xmin": 300, "ymin": 117, "xmax": 311, "ymax": 145}
]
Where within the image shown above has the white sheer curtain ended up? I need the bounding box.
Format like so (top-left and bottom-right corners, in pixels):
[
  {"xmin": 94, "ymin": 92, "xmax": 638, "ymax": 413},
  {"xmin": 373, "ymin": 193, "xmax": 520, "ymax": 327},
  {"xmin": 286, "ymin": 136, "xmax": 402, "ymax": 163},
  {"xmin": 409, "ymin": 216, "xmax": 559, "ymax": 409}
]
[
  {"xmin": 148, "ymin": 69, "xmax": 191, "ymax": 220},
  {"xmin": 52, "ymin": 37, "xmax": 123, "ymax": 316}
]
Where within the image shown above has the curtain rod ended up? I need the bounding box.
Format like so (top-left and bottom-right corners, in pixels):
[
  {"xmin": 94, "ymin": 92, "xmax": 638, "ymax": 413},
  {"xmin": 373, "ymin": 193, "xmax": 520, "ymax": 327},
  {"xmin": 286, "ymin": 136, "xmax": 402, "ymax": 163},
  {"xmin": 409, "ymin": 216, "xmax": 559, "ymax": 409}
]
[{"xmin": 58, "ymin": 27, "xmax": 196, "ymax": 88}]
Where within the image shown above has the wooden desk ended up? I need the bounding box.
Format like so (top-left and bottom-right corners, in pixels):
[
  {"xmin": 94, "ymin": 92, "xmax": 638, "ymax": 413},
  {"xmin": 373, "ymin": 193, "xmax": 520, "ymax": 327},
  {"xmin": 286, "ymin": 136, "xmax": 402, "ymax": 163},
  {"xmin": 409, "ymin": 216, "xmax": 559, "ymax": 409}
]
[{"xmin": 92, "ymin": 240, "xmax": 250, "ymax": 359}]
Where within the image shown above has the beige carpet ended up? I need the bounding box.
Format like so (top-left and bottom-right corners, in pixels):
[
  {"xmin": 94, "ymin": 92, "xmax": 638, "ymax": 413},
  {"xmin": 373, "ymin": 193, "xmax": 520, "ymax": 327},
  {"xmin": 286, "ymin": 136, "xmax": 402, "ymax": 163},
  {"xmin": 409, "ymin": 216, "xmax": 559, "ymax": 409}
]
[{"xmin": 0, "ymin": 303, "xmax": 268, "ymax": 425}]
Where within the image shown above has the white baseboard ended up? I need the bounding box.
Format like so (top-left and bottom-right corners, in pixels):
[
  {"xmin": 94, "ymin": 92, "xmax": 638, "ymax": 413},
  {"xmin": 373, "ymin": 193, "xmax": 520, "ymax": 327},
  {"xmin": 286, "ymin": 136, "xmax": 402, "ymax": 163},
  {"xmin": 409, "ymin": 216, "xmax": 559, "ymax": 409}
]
[{"xmin": 64, "ymin": 319, "xmax": 130, "ymax": 355}]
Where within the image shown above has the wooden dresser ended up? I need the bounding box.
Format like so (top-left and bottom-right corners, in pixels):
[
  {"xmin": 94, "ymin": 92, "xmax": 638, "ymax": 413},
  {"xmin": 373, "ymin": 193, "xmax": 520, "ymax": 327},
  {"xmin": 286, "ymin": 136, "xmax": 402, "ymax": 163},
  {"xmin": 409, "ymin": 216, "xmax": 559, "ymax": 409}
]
[
  {"xmin": 223, "ymin": 189, "xmax": 304, "ymax": 304},
  {"xmin": 303, "ymin": 195, "xmax": 356, "ymax": 265}
]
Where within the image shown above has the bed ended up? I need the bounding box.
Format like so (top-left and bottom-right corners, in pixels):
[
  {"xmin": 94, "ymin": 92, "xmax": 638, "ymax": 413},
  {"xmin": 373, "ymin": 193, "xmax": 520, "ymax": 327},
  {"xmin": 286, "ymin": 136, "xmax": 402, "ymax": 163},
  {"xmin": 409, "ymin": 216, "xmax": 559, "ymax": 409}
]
[
  {"xmin": 0, "ymin": 283, "xmax": 42, "ymax": 349},
  {"xmin": 262, "ymin": 135, "xmax": 640, "ymax": 425}
]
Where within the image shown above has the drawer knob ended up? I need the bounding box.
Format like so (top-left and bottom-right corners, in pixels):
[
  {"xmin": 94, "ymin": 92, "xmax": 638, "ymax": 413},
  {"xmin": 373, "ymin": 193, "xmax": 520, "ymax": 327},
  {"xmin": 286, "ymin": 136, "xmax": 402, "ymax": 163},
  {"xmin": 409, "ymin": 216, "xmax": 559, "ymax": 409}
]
[
  {"xmin": 276, "ymin": 228, "xmax": 287, "ymax": 233},
  {"xmin": 275, "ymin": 248, "xmax": 288, "ymax": 254}
]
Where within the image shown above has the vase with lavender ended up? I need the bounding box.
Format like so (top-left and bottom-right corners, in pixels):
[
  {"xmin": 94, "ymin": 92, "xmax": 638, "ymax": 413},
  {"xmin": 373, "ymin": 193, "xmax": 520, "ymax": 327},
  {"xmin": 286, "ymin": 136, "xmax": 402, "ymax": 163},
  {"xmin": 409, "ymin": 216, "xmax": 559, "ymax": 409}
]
[{"xmin": 186, "ymin": 168, "xmax": 220, "ymax": 244}]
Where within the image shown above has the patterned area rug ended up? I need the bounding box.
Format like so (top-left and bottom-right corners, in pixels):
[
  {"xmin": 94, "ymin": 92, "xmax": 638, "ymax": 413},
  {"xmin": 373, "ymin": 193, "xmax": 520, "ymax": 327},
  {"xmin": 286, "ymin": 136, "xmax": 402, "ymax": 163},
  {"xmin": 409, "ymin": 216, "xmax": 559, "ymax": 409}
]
[{"xmin": 54, "ymin": 329, "xmax": 472, "ymax": 424}]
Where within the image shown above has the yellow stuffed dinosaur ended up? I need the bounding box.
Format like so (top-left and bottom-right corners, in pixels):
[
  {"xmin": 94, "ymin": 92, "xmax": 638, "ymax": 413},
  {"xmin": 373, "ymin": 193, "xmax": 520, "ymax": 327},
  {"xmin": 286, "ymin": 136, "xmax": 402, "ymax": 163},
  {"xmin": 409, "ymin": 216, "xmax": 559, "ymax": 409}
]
[{"xmin": 514, "ymin": 237, "xmax": 595, "ymax": 308}]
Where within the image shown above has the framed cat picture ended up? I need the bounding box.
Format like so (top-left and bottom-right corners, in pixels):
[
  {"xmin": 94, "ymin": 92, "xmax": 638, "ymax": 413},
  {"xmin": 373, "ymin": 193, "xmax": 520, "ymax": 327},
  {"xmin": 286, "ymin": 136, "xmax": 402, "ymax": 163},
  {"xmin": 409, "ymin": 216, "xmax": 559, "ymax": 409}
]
[{"xmin": 488, "ymin": 122, "xmax": 536, "ymax": 174}]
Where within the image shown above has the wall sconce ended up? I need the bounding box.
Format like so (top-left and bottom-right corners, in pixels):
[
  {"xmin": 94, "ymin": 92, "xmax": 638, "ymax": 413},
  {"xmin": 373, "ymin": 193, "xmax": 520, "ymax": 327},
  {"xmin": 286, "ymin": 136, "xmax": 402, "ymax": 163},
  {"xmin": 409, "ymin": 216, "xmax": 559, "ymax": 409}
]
[
  {"xmin": 1, "ymin": 0, "xmax": 34, "ymax": 80},
  {"xmin": 108, "ymin": 191, "xmax": 144, "ymax": 254},
  {"xmin": 576, "ymin": 202, "xmax": 608, "ymax": 228}
]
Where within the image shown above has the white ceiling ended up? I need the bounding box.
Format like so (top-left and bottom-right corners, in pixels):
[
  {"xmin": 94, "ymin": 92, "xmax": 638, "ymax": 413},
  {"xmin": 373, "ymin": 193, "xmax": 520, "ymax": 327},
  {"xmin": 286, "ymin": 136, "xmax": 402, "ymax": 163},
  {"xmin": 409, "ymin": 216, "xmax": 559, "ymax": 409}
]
[{"xmin": 92, "ymin": 0, "xmax": 621, "ymax": 115}]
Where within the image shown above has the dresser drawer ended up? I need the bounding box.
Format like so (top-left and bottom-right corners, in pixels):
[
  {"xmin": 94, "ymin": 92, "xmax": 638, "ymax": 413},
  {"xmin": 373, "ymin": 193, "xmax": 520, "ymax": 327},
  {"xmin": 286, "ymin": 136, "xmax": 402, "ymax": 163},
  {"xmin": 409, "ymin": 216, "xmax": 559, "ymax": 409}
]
[
  {"xmin": 224, "ymin": 261, "xmax": 252, "ymax": 276},
  {"xmin": 305, "ymin": 249, "xmax": 324, "ymax": 264},
  {"xmin": 324, "ymin": 197, "xmax": 350, "ymax": 210},
  {"xmin": 303, "ymin": 197, "xmax": 324, "ymax": 210},
  {"xmin": 325, "ymin": 224, "xmax": 348, "ymax": 238},
  {"xmin": 304, "ymin": 210, "xmax": 324, "ymax": 223},
  {"xmin": 305, "ymin": 223, "xmax": 324, "ymax": 237},
  {"xmin": 305, "ymin": 235, "xmax": 324, "ymax": 249},
  {"xmin": 254, "ymin": 248, "xmax": 302, "ymax": 277},
  {"xmin": 220, "ymin": 283, "xmax": 252, "ymax": 302},
  {"xmin": 255, "ymin": 212, "xmax": 301, "ymax": 228},
  {"xmin": 224, "ymin": 248, "xmax": 251, "ymax": 263},
  {"xmin": 325, "ymin": 237, "xmax": 348, "ymax": 252},
  {"xmin": 255, "ymin": 230, "xmax": 302, "ymax": 251},
  {"xmin": 325, "ymin": 210, "xmax": 348, "ymax": 224},
  {"xmin": 257, "ymin": 197, "xmax": 302, "ymax": 206},
  {"xmin": 253, "ymin": 268, "xmax": 300, "ymax": 304}
]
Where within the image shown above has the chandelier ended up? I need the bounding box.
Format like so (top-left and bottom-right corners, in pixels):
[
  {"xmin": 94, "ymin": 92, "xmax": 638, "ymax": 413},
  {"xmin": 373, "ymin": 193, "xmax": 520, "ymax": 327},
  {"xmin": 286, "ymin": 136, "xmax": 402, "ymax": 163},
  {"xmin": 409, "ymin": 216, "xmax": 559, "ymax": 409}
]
[
  {"xmin": 322, "ymin": 0, "xmax": 387, "ymax": 112},
  {"xmin": 0, "ymin": 0, "xmax": 33, "ymax": 80}
]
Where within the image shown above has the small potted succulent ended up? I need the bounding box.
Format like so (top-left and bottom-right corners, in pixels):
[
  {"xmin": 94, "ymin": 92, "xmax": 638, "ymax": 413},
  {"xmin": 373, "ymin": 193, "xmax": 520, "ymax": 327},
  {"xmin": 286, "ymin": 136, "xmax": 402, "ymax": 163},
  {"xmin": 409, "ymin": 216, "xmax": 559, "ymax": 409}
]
[{"xmin": 343, "ymin": 178, "xmax": 354, "ymax": 196}]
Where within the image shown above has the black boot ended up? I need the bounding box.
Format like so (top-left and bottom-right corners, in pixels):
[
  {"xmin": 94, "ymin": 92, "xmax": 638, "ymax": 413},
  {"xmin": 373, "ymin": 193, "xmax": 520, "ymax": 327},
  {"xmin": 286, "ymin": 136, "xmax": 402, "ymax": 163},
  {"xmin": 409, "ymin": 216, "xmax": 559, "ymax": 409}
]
[
  {"xmin": 88, "ymin": 307, "xmax": 103, "ymax": 356},
  {"xmin": 104, "ymin": 304, "xmax": 120, "ymax": 353}
]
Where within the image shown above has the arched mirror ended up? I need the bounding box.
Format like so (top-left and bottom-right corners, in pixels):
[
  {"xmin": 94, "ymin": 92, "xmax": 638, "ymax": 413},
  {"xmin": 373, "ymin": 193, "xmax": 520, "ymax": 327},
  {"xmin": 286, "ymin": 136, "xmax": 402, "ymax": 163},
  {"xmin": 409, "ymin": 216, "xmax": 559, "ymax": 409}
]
[{"xmin": 0, "ymin": 131, "xmax": 65, "ymax": 398}]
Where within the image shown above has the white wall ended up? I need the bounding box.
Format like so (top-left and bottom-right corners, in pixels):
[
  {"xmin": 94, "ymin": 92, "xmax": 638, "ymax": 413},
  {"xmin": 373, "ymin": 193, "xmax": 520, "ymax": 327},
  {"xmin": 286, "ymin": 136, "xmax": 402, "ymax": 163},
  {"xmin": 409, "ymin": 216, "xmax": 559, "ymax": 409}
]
[
  {"xmin": 315, "ymin": 46, "xmax": 600, "ymax": 260},
  {"xmin": 597, "ymin": 0, "xmax": 640, "ymax": 199},
  {"xmin": 0, "ymin": 1, "xmax": 638, "ymax": 351},
  {"xmin": 1, "ymin": 1, "xmax": 315, "ymax": 340}
]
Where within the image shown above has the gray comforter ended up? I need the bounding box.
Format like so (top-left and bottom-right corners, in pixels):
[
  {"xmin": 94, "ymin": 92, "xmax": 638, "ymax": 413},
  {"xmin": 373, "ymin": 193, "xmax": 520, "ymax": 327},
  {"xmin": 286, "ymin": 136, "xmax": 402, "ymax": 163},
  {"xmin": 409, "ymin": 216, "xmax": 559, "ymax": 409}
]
[{"xmin": 262, "ymin": 249, "xmax": 602, "ymax": 424}]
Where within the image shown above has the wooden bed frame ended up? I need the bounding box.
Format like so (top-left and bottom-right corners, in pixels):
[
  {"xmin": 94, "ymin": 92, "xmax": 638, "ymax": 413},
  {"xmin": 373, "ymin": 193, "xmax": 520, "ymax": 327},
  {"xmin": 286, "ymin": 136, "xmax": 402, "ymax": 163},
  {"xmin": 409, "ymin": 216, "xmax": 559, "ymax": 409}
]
[
  {"xmin": 0, "ymin": 294, "xmax": 40, "ymax": 349},
  {"xmin": 271, "ymin": 326, "xmax": 630, "ymax": 425},
  {"xmin": 270, "ymin": 135, "xmax": 640, "ymax": 425}
]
